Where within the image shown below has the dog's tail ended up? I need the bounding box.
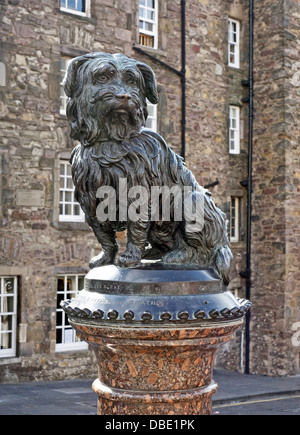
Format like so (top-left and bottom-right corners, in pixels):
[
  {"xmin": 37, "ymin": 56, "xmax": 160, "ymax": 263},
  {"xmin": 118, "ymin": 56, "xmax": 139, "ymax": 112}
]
[{"xmin": 215, "ymin": 245, "xmax": 233, "ymax": 286}]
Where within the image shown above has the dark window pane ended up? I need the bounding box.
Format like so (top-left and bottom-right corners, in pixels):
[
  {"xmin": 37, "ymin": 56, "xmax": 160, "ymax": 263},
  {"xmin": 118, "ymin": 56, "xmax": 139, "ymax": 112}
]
[{"xmin": 56, "ymin": 328, "xmax": 62, "ymax": 344}]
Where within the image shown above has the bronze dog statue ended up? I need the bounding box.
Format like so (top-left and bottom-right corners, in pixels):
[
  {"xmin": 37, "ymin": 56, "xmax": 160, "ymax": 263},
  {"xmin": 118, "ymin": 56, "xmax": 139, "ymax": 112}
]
[{"xmin": 64, "ymin": 53, "xmax": 233, "ymax": 284}]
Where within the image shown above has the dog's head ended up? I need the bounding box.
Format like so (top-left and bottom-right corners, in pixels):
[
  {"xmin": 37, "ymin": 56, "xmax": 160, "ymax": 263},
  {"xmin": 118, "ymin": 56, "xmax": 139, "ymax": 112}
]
[{"xmin": 64, "ymin": 53, "xmax": 159, "ymax": 145}]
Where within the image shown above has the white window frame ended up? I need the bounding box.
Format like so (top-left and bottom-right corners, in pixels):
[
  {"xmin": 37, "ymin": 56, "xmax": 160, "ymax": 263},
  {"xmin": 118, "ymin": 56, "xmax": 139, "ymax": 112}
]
[
  {"xmin": 231, "ymin": 288, "xmax": 240, "ymax": 299},
  {"xmin": 60, "ymin": 57, "xmax": 69, "ymax": 116},
  {"xmin": 59, "ymin": 161, "xmax": 85, "ymax": 223},
  {"xmin": 56, "ymin": 275, "xmax": 88, "ymax": 352},
  {"xmin": 144, "ymin": 99, "xmax": 157, "ymax": 132},
  {"xmin": 230, "ymin": 197, "xmax": 240, "ymax": 243},
  {"xmin": 0, "ymin": 277, "xmax": 18, "ymax": 358},
  {"xmin": 229, "ymin": 105, "xmax": 241, "ymax": 154},
  {"xmin": 228, "ymin": 18, "xmax": 240, "ymax": 68},
  {"xmin": 139, "ymin": 0, "xmax": 158, "ymax": 49},
  {"xmin": 60, "ymin": 0, "xmax": 90, "ymax": 17}
]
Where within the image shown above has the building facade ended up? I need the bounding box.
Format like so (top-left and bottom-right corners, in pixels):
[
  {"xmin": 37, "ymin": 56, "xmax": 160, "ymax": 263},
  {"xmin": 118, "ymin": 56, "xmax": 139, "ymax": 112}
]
[{"xmin": 0, "ymin": 0, "xmax": 299, "ymax": 382}]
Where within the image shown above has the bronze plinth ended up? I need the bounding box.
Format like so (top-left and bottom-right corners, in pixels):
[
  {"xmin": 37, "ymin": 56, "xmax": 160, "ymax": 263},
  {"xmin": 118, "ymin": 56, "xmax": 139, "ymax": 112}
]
[{"xmin": 62, "ymin": 264, "xmax": 250, "ymax": 415}]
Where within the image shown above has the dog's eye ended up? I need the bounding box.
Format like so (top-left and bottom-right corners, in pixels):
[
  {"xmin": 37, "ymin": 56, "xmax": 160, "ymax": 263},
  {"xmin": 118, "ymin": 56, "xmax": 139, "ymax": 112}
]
[
  {"xmin": 127, "ymin": 79, "xmax": 136, "ymax": 86},
  {"xmin": 98, "ymin": 75, "xmax": 110, "ymax": 83},
  {"xmin": 124, "ymin": 75, "xmax": 137, "ymax": 86},
  {"xmin": 94, "ymin": 70, "xmax": 115, "ymax": 84}
]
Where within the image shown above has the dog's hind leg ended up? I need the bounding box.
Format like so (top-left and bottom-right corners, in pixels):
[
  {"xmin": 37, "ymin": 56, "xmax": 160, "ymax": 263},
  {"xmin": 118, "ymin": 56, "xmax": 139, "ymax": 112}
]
[
  {"xmin": 161, "ymin": 188, "xmax": 204, "ymax": 266},
  {"xmin": 118, "ymin": 220, "xmax": 150, "ymax": 268},
  {"xmin": 87, "ymin": 218, "xmax": 118, "ymax": 269},
  {"xmin": 162, "ymin": 230, "xmax": 199, "ymax": 266}
]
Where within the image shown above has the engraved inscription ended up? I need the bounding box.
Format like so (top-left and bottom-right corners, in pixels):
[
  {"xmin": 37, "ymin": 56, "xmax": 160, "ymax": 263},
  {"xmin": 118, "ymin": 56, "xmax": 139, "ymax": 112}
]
[
  {"xmin": 16, "ymin": 190, "xmax": 45, "ymax": 207},
  {"xmin": 74, "ymin": 291, "xmax": 166, "ymax": 308}
]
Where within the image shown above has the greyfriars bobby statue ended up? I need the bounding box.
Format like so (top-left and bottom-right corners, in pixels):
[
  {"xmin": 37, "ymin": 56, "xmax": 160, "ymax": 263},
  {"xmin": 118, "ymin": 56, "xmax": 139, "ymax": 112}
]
[
  {"xmin": 64, "ymin": 52, "xmax": 232, "ymax": 285},
  {"xmin": 61, "ymin": 52, "xmax": 251, "ymax": 416}
]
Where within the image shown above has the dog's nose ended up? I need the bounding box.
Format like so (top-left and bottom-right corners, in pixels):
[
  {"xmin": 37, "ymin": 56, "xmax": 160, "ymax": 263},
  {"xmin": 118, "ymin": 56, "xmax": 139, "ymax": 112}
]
[{"xmin": 116, "ymin": 93, "xmax": 131, "ymax": 101}]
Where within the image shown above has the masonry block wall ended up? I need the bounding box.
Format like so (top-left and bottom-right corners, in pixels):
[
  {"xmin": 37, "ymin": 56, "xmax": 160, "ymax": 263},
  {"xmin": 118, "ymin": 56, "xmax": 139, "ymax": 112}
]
[
  {"xmin": 0, "ymin": 0, "xmax": 298, "ymax": 382},
  {"xmin": 183, "ymin": 0, "xmax": 249, "ymax": 372},
  {"xmin": 250, "ymin": 0, "xmax": 300, "ymax": 375},
  {"xmin": 0, "ymin": 0, "xmax": 248, "ymax": 381}
]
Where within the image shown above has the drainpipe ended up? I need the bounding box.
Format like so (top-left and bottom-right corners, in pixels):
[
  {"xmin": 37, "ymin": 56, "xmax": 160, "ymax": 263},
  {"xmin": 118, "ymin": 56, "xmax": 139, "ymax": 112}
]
[
  {"xmin": 241, "ymin": 0, "xmax": 254, "ymax": 375},
  {"xmin": 133, "ymin": 0, "xmax": 186, "ymax": 160},
  {"xmin": 181, "ymin": 0, "xmax": 186, "ymax": 161}
]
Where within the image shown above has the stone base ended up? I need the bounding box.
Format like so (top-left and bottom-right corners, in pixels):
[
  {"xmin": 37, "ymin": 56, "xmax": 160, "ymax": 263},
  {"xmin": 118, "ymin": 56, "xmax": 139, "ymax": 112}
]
[
  {"xmin": 71, "ymin": 320, "xmax": 242, "ymax": 415},
  {"xmin": 93, "ymin": 380, "xmax": 218, "ymax": 415},
  {"xmin": 61, "ymin": 264, "xmax": 251, "ymax": 415}
]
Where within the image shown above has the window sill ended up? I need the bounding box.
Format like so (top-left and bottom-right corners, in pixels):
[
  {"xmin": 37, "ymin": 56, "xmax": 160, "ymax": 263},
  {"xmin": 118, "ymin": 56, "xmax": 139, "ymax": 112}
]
[
  {"xmin": 227, "ymin": 65, "xmax": 245, "ymax": 74},
  {"xmin": 230, "ymin": 240, "xmax": 244, "ymax": 247},
  {"xmin": 55, "ymin": 347, "xmax": 89, "ymax": 355},
  {"xmin": 0, "ymin": 357, "xmax": 21, "ymax": 365},
  {"xmin": 52, "ymin": 221, "xmax": 91, "ymax": 232},
  {"xmin": 58, "ymin": 112, "xmax": 68, "ymax": 122},
  {"xmin": 55, "ymin": 8, "xmax": 96, "ymax": 24},
  {"xmin": 134, "ymin": 44, "xmax": 168, "ymax": 59}
]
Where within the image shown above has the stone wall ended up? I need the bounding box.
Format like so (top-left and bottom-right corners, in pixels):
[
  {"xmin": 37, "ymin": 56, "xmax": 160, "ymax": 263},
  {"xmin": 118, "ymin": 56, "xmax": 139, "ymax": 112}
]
[
  {"xmin": 0, "ymin": 0, "xmax": 249, "ymax": 382},
  {"xmin": 285, "ymin": 0, "xmax": 300, "ymax": 375},
  {"xmin": 0, "ymin": 0, "xmax": 129, "ymax": 382},
  {"xmin": 1, "ymin": 0, "xmax": 298, "ymax": 382},
  {"xmin": 249, "ymin": 0, "xmax": 300, "ymax": 376},
  {"xmin": 181, "ymin": 0, "xmax": 250, "ymax": 372}
]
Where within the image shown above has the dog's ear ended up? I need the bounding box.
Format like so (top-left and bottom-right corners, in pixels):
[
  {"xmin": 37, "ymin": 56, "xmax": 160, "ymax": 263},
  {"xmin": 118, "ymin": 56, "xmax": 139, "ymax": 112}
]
[
  {"xmin": 64, "ymin": 53, "xmax": 105, "ymax": 97},
  {"xmin": 63, "ymin": 54, "xmax": 104, "ymax": 143},
  {"xmin": 63, "ymin": 55, "xmax": 91, "ymax": 98},
  {"xmin": 136, "ymin": 62, "xmax": 159, "ymax": 105}
]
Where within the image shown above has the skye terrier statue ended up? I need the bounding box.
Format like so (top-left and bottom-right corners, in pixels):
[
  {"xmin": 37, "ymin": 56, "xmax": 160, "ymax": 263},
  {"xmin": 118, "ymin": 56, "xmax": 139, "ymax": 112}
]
[{"xmin": 64, "ymin": 53, "xmax": 232, "ymax": 285}]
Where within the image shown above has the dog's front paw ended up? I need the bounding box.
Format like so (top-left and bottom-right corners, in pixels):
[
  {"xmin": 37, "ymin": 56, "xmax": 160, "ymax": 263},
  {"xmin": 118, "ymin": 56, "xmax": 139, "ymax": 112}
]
[
  {"xmin": 118, "ymin": 244, "xmax": 141, "ymax": 268},
  {"xmin": 89, "ymin": 251, "xmax": 115, "ymax": 269}
]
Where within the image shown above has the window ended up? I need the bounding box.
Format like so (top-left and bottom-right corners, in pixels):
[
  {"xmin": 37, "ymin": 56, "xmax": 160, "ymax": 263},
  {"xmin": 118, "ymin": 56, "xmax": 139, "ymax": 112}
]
[
  {"xmin": 229, "ymin": 105, "xmax": 240, "ymax": 154},
  {"xmin": 144, "ymin": 100, "xmax": 157, "ymax": 132},
  {"xmin": 230, "ymin": 197, "xmax": 240, "ymax": 243},
  {"xmin": 59, "ymin": 161, "xmax": 85, "ymax": 223},
  {"xmin": 139, "ymin": 0, "xmax": 158, "ymax": 49},
  {"xmin": 228, "ymin": 19, "xmax": 240, "ymax": 68},
  {"xmin": 231, "ymin": 288, "xmax": 241, "ymax": 299},
  {"xmin": 60, "ymin": 58, "xmax": 69, "ymax": 115},
  {"xmin": 0, "ymin": 277, "xmax": 17, "ymax": 358},
  {"xmin": 56, "ymin": 275, "xmax": 88, "ymax": 352},
  {"xmin": 60, "ymin": 0, "xmax": 90, "ymax": 17}
]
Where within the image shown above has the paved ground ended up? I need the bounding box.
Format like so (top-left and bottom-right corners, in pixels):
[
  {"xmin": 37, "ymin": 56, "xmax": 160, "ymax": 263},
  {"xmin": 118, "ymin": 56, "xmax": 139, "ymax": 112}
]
[
  {"xmin": 0, "ymin": 379, "xmax": 96, "ymax": 415},
  {"xmin": 213, "ymin": 369, "xmax": 300, "ymax": 402},
  {"xmin": 213, "ymin": 393, "xmax": 300, "ymax": 415},
  {"xmin": 0, "ymin": 369, "xmax": 299, "ymax": 415}
]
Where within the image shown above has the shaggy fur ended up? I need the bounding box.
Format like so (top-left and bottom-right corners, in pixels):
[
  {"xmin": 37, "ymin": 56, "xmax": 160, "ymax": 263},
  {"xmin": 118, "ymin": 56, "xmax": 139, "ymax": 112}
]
[{"xmin": 64, "ymin": 53, "xmax": 232, "ymax": 285}]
